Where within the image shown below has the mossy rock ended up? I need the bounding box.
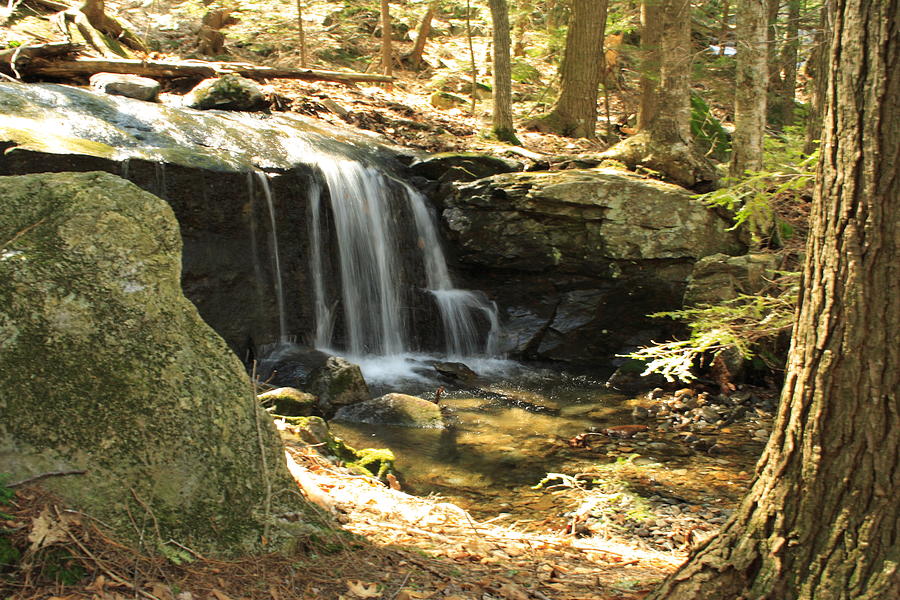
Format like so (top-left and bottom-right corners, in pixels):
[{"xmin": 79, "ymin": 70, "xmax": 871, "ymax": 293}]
[
  {"xmin": 0, "ymin": 172, "xmax": 304, "ymax": 556},
  {"xmin": 308, "ymin": 356, "xmax": 369, "ymax": 415},
  {"xmin": 258, "ymin": 387, "xmax": 317, "ymax": 417},
  {"xmin": 183, "ymin": 74, "xmax": 267, "ymax": 111},
  {"xmin": 281, "ymin": 416, "xmax": 396, "ymax": 479},
  {"xmin": 430, "ymin": 91, "xmax": 468, "ymax": 110}
]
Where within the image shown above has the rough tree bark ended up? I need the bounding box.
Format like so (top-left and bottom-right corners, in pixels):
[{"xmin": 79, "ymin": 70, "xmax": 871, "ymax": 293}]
[
  {"xmin": 730, "ymin": 0, "xmax": 769, "ymax": 177},
  {"xmin": 636, "ymin": 0, "xmax": 661, "ymax": 130},
  {"xmin": 648, "ymin": 1, "xmax": 900, "ymax": 598},
  {"xmin": 487, "ymin": 0, "xmax": 519, "ymax": 143},
  {"xmin": 524, "ymin": 0, "xmax": 608, "ymax": 139},
  {"xmin": 601, "ymin": 0, "xmax": 716, "ymax": 190}
]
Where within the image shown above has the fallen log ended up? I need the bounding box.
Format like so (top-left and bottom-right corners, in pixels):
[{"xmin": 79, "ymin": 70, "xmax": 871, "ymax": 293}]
[{"xmin": 5, "ymin": 54, "xmax": 396, "ymax": 84}]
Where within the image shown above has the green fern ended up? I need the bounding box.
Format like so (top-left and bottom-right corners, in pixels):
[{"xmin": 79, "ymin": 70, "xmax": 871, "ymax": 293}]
[{"xmin": 625, "ymin": 273, "xmax": 799, "ymax": 382}]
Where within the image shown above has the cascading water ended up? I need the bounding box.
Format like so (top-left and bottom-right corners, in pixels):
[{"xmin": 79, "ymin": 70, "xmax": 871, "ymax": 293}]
[
  {"xmin": 249, "ymin": 171, "xmax": 288, "ymax": 342},
  {"xmin": 405, "ymin": 184, "xmax": 500, "ymax": 358},
  {"xmin": 307, "ymin": 155, "xmax": 500, "ymax": 373}
]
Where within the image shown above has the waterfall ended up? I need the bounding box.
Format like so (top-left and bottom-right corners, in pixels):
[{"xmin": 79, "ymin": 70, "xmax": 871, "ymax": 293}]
[
  {"xmin": 250, "ymin": 171, "xmax": 287, "ymax": 341},
  {"xmin": 308, "ymin": 156, "xmax": 500, "ymax": 362},
  {"xmin": 405, "ymin": 184, "xmax": 500, "ymax": 358}
]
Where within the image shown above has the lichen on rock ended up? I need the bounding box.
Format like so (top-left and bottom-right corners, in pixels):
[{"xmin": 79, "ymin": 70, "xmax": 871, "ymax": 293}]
[{"xmin": 0, "ymin": 172, "xmax": 306, "ymax": 556}]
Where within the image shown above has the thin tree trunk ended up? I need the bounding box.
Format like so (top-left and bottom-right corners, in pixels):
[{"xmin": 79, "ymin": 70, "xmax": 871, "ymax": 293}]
[
  {"xmin": 296, "ymin": 0, "xmax": 308, "ymax": 68},
  {"xmin": 380, "ymin": 0, "xmax": 392, "ymax": 79},
  {"xmin": 803, "ymin": 6, "xmax": 829, "ymax": 154},
  {"xmin": 718, "ymin": 0, "xmax": 730, "ymax": 55},
  {"xmin": 637, "ymin": 0, "xmax": 661, "ymax": 131},
  {"xmin": 648, "ymin": 1, "xmax": 900, "ymax": 597},
  {"xmin": 465, "ymin": 0, "xmax": 477, "ymax": 115},
  {"xmin": 647, "ymin": 0, "xmax": 692, "ymax": 145},
  {"xmin": 529, "ymin": 0, "xmax": 608, "ymax": 138},
  {"xmin": 408, "ymin": 2, "xmax": 436, "ymax": 70},
  {"xmin": 487, "ymin": 0, "xmax": 518, "ymax": 143},
  {"xmin": 731, "ymin": 0, "xmax": 769, "ymax": 177},
  {"xmin": 771, "ymin": 0, "xmax": 800, "ymax": 128}
]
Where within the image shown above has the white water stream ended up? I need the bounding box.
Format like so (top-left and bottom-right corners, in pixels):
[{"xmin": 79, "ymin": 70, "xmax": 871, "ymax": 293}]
[{"xmin": 307, "ymin": 156, "xmax": 502, "ymax": 382}]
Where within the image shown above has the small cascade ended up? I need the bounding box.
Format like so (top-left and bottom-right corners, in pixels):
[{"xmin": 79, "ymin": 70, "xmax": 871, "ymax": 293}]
[
  {"xmin": 308, "ymin": 155, "xmax": 500, "ymax": 365},
  {"xmin": 405, "ymin": 183, "xmax": 500, "ymax": 357},
  {"xmin": 249, "ymin": 171, "xmax": 288, "ymax": 341}
]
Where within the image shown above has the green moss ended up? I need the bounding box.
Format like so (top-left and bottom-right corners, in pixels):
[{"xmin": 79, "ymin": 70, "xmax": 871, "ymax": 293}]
[{"xmin": 0, "ymin": 123, "xmax": 120, "ymax": 160}]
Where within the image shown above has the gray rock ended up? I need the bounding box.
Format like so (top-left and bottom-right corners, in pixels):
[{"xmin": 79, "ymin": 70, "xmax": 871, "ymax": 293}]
[
  {"xmin": 683, "ymin": 252, "xmax": 779, "ymax": 306},
  {"xmin": 90, "ymin": 73, "xmax": 160, "ymax": 102},
  {"xmin": 308, "ymin": 356, "xmax": 370, "ymax": 415},
  {"xmin": 430, "ymin": 360, "xmax": 478, "ymax": 383},
  {"xmin": 0, "ymin": 172, "xmax": 298, "ymax": 555},
  {"xmin": 184, "ymin": 74, "xmax": 267, "ymax": 111},
  {"xmin": 333, "ymin": 393, "xmax": 444, "ymax": 428},
  {"xmin": 410, "ymin": 152, "xmax": 522, "ymax": 183}
]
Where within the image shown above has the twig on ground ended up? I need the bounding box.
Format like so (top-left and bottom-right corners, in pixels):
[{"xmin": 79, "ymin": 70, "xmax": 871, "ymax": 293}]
[{"xmin": 6, "ymin": 469, "xmax": 86, "ymax": 488}]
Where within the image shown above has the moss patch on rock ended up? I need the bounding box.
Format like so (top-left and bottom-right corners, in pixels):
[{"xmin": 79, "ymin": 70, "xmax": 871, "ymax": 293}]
[{"xmin": 280, "ymin": 416, "xmax": 396, "ymax": 480}]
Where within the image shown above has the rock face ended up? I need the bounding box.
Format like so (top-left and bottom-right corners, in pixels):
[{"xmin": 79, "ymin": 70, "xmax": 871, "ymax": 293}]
[
  {"xmin": 333, "ymin": 393, "xmax": 444, "ymax": 428},
  {"xmin": 683, "ymin": 252, "xmax": 778, "ymax": 306},
  {"xmin": 0, "ymin": 82, "xmax": 405, "ymax": 360},
  {"xmin": 443, "ymin": 167, "xmax": 745, "ymax": 366},
  {"xmin": 0, "ymin": 172, "xmax": 300, "ymax": 555}
]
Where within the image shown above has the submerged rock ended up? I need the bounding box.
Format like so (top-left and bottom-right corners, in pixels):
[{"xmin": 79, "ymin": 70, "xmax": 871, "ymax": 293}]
[
  {"xmin": 430, "ymin": 360, "xmax": 478, "ymax": 383},
  {"xmin": 0, "ymin": 172, "xmax": 301, "ymax": 555},
  {"xmin": 333, "ymin": 393, "xmax": 444, "ymax": 428}
]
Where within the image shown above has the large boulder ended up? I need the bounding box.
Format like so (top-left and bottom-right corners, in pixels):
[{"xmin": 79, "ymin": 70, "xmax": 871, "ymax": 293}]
[
  {"xmin": 444, "ymin": 167, "xmax": 746, "ymax": 366},
  {"xmin": 0, "ymin": 172, "xmax": 303, "ymax": 555}
]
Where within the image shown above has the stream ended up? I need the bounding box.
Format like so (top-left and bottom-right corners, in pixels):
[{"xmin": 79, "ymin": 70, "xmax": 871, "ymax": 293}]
[{"xmin": 328, "ymin": 367, "xmax": 768, "ymax": 531}]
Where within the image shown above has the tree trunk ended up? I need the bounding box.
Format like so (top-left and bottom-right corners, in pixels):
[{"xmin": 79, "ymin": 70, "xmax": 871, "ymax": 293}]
[
  {"xmin": 718, "ymin": 0, "xmax": 730, "ymax": 55},
  {"xmin": 525, "ymin": 0, "xmax": 608, "ymax": 138},
  {"xmin": 636, "ymin": 0, "xmax": 661, "ymax": 131},
  {"xmin": 647, "ymin": 0, "xmax": 691, "ymax": 145},
  {"xmin": 487, "ymin": 0, "xmax": 518, "ymax": 143},
  {"xmin": 648, "ymin": 1, "xmax": 900, "ymax": 597},
  {"xmin": 730, "ymin": 0, "xmax": 769, "ymax": 177},
  {"xmin": 380, "ymin": 0, "xmax": 392, "ymax": 79},
  {"xmin": 803, "ymin": 6, "xmax": 829, "ymax": 154},
  {"xmin": 601, "ymin": 0, "xmax": 716, "ymax": 190},
  {"xmin": 408, "ymin": 2, "xmax": 436, "ymax": 70},
  {"xmin": 296, "ymin": 0, "xmax": 308, "ymax": 68},
  {"xmin": 770, "ymin": 0, "xmax": 800, "ymax": 128}
]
